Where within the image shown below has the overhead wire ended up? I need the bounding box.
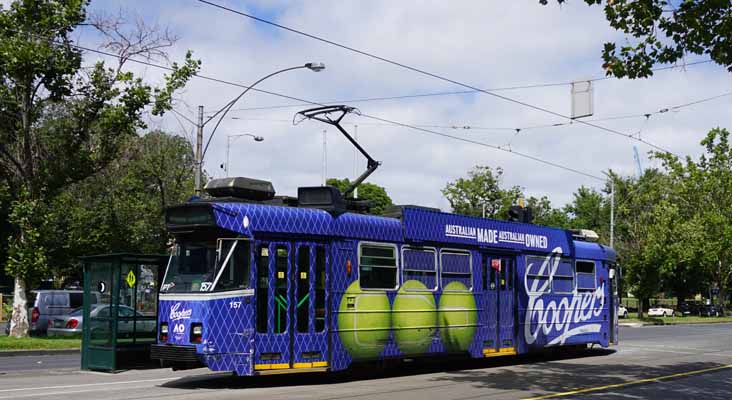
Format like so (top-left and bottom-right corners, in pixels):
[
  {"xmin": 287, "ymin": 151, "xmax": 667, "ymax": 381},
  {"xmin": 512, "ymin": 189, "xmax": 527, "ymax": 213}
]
[
  {"xmin": 222, "ymin": 59, "xmax": 713, "ymax": 115},
  {"xmin": 230, "ymin": 90, "xmax": 732, "ymax": 136},
  {"xmin": 75, "ymin": 40, "xmax": 604, "ymax": 181},
  {"xmin": 197, "ymin": 0, "xmax": 681, "ymax": 156}
]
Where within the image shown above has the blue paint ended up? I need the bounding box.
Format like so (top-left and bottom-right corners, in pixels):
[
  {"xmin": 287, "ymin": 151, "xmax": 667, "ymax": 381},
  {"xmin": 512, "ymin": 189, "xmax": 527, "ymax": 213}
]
[{"xmin": 158, "ymin": 203, "xmax": 617, "ymax": 376}]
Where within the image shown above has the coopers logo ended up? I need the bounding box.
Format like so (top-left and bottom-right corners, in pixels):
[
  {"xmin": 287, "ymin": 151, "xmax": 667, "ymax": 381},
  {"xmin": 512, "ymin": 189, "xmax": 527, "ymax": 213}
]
[
  {"xmin": 524, "ymin": 248, "xmax": 605, "ymax": 346},
  {"xmin": 169, "ymin": 302, "xmax": 192, "ymax": 321}
]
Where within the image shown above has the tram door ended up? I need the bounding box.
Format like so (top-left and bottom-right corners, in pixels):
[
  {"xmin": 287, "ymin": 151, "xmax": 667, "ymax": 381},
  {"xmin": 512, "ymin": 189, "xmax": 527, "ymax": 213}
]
[
  {"xmin": 482, "ymin": 254, "xmax": 517, "ymax": 355},
  {"xmin": 254, "ymin": 241, "xmax": 329, "ymax": 371}
]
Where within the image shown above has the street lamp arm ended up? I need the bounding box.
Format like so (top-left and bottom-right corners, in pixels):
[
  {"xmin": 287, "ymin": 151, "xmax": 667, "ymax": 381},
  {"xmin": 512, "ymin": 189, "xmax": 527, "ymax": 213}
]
[{"xmin": 201, "ymin": 65, "xmax": 310, "ymax": 158}]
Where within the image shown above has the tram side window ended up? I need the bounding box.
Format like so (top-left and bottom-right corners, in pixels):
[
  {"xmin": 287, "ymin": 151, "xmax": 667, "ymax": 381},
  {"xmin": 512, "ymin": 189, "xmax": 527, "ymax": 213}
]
[
  {"xmin": 441, "ymin": 250, "xmax": 472, "ymax": 291},
  {"xmin": 526, "ymin": 256, "xmax": 550, "ymax": 294},
  {"xmin": 576, "ymin": 261, "xmax": 596, "ymax": 291},
  {"xmin": 402, "ymin": 247, "xmax": 437, "ymax": 290},
  {"xmin": 215, "ymin": 240, "xmax": 251, "ymax": 292},
  {"xmin": 552, "ymin": 259, "xmax": 574, "ymax": 294},
  {"xmin": 256, "ymin": 244, "xmax": 269, "ymax": 334},
  {"xmin": 359, "ymin": 243, "xmax": 398, "ymax": 290}
]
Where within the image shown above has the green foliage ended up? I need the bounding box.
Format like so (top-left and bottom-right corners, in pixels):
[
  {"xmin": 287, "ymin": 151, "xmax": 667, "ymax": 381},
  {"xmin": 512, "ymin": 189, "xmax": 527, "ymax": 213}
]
[
  {"xmin": 326, "ymin": 178, "xmax": 394, "ymax": 215},
  {"xmin": 5, "ymin": 191, "xmax": 48, "ymax": 287},
  {"xmin": 563, "ymin": 186, "xmax": 604, "ymax": 231},
  {"xmin": 441, "ymin": 166, "xmax": 523, "ymax": 218},
  {"xmin": 44, "ymin": 131, "xmax": 195, "ymax": 282},
  {"xmin": 543, "ymin": 1, "xmax": 732, "ymax": 78},
  {"xmin": 527, "ymin": 195, "xmax": 569, "ymax": 228},
  {"xmin": 652, "ymin": 128, "xmax": 732, "ymax": 312},
  {"xmin": 442, "ymin": 165, "xmax": 569, "ymax": 227},
  {"xmin": 0, "ymin": 1, "xmax": 199, "ymax": 335}
]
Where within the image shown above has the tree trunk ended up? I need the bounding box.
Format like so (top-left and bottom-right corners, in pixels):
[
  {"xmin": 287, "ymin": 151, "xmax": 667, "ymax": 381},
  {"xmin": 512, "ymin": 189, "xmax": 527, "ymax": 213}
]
[
  {"xmin": 8, "ymin": 276, "xmax": 29, "ymax": 338},
  {"xmin": 638, "ymin": 297, "xmax": 645, "ymax": 318},
  {"xmin": 719, "ymin": 286, "xmax": 727, "ymax": 317}
]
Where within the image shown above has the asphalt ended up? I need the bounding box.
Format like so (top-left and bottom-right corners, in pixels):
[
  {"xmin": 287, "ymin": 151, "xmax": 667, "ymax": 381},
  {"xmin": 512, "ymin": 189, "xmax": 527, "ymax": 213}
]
[{"xmin": 0, "ymin": 324, "xmax": 731, "ymax": 399}]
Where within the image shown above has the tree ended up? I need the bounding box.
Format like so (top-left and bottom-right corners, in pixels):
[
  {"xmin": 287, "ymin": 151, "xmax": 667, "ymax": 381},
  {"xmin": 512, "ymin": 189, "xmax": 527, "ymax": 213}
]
[
  {"xmin": 44, "ymin": 131, "xmax": 196, "ymax": 284},
  {"xmin": 526, "ymin": 195, "xmax": 569, "ymax": 228},
  {"xmin": 610, "ymin": 169, "xmax": 675, "ymax": 316},
  {"xmin": 442, "ymin": 166, "xmax": 523, "ymax": 218},
  {"xmin": 0, "ymin": 1, "xmax": 199, "ymax": 337},
  {"xmin": 543, "ymin": 1, "xmax": 732, "ymax": 78},
  {"xmin": 326, "ymin": 178, "xmax": 394, "ymax": 215},
  {"xmin": 564, "ymin": 186, "xmax": 607, "ymax": 236},
  {"xmin": 655, "ymin": 128, "xmax": 732, "ymax": 314}
]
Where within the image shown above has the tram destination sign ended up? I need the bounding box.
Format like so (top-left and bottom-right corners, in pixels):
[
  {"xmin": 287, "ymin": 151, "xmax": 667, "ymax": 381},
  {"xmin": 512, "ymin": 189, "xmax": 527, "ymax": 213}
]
[{"xmin": 401, "ymin": 207, "xmax": 572, "ymax": 255}]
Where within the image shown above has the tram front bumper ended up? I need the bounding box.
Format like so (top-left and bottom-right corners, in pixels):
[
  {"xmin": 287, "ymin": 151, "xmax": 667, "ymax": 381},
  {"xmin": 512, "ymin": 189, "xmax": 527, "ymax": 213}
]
[{"xmin": 151, "ymin": 344, "xmax": 204, "ymax": 370}]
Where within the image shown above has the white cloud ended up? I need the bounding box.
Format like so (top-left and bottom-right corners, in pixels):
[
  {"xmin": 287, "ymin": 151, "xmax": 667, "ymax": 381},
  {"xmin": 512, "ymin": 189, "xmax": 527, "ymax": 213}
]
[{"xmin": 84, "ymin": 0, "xmax": 732, "ymax": 212}]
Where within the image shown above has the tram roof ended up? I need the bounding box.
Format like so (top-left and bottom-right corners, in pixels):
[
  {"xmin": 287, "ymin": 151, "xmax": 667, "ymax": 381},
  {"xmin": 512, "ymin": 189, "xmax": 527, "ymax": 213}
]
[
  {"xmin": 207, "ymin": 203, "xmax": 586, "ymax": 256},
  {"xmin": 573, "ymin": 240, "xmax": 617, "ymax": 262}
]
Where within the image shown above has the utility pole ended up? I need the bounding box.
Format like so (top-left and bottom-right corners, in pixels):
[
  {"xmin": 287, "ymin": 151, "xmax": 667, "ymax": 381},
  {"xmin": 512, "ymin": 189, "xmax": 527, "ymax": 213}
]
[
  {"xmin": 609, "ymin": 178, "xmax": 615, "ymax": 248},
  {"xmin": 601, "ymin": 171, "xmax": 615, "ymax": 248},
  {"xmin": 195, "ymin": 105, "xmax": 204, "ymax": 196}
]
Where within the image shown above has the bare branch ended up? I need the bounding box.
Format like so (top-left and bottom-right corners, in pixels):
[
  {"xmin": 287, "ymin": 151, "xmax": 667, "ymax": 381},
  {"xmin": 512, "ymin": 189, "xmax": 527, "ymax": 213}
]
[{"xmin": 87, "ymin": 9, "xmax": 180, "ymax": 73}]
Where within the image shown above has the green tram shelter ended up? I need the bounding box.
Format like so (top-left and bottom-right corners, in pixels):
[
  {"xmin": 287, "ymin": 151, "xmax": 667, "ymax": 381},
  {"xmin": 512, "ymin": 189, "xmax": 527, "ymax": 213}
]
[{"xmin": 81, "ymin": 253, "xmax": 167, "ymax": 372}]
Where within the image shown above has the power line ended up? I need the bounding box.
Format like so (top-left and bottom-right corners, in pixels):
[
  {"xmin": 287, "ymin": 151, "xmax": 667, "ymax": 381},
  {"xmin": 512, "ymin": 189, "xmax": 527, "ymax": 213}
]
[
  {"xmin": 198, "ymin": 0, "xmax": 680, "ymax": 156},
  {"xmin": 356, "ymin": 113, "xmax": 604, "ymax": 181},
  {"xmin": 222, "ymin": 59, "xmax": 713, "ymax": 114},
  {"xmin": 71, "ymin": 44, "xmax": 326, "ymax": 107},
  {"xmin": 71, "ymin": 38, "xmax": 623, "ymax": 181},
  {"xmin": 231, "ymin": 90, "xmax": 732, "ymax": 135}
]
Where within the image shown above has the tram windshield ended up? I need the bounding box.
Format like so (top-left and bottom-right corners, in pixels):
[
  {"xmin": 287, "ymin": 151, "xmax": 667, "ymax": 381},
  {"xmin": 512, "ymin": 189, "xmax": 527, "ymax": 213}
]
[{"xmin": 161, "ymin": 239, "xmax": 251, "ymax": 293}]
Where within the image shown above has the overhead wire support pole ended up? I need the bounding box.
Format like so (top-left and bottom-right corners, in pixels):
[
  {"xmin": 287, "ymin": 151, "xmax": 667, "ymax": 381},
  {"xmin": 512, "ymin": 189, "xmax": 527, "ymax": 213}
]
[
  {"xmin": 195, "ymin": 106, "xmax": 204, "ymax": 196},
  {"xmin": 296, "ymin": 105, "xmax": 380, "ymax": 196}
]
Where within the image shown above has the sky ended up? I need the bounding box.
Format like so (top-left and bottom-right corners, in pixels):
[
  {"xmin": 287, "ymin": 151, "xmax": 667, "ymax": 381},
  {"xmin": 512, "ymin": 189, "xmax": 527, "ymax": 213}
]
[{"xmin": 5, "ymin": 0, "xmax": 732, "ymax": 211}]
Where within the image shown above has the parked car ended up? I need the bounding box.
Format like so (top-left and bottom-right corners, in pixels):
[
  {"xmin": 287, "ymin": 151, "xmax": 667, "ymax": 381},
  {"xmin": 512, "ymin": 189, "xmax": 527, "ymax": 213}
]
[
  {"xmin": 618, "ymin": 305, "xmax": 629, "ymax": 318},
  {"xmin": 47, "ymin": 304, "xmax": 155, "ymax": 337},
  {"xmin": 28, "ymin": 290, "xmax": 101, "ymax": 335},
  {"xmin": 648, "ymin": 304, "xmax": 676, "ymax": 317},
  {"xmin": 698, "ymin": 303, "xmax": 720, "ymax": 317},
  {"xmin": 677, "ymin": 301, "xmax": 700, "ymax": 317}
]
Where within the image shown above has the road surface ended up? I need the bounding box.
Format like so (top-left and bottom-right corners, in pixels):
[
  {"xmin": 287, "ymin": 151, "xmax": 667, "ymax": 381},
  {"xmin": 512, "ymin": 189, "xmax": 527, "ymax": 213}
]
[{"xmin": 1, "ymin": 324, "xmax": 731, "ymax": 399}]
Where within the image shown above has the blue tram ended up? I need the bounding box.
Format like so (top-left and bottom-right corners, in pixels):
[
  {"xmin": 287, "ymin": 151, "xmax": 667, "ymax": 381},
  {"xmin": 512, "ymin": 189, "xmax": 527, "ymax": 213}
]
[{"xmin": 151, "ymin": 177, "xmax": 619, "ymax": 375}]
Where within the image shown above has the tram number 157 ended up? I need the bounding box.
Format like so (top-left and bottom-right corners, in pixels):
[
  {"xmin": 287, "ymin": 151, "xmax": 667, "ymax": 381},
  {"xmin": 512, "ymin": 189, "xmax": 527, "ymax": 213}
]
[{"xmin": 229, "ymin": 301, "xmax": 242, "ymax": 309}]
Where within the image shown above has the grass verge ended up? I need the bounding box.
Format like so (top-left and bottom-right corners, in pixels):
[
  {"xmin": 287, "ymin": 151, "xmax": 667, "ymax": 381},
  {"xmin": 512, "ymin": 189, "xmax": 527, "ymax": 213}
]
[
  {"xmin": 621, "ymin": 313, "xmax": 732, "ymax": 325},
  {"xmin": 0, "ymin": 335, "xmax": 81, "ymax": 351}
]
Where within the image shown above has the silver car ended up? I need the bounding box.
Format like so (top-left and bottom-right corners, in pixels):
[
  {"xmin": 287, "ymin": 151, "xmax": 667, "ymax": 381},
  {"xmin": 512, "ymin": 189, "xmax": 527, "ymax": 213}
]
[{"xmin": 47, "ymin": 304, "xmax": 156, "ymax": 337}]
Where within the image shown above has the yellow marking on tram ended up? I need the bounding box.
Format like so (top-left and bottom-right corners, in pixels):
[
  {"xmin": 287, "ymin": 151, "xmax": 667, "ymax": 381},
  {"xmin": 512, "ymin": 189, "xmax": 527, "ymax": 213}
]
[
  {"xmin": 293, "ymin": 361, "xmax": 329, "ymax": 368},
  {"xmin": 254, "ymin": 363, "xmax": 290, "ymax": 371},
  {"xmin": 523, "ymin": 364, "xmax": 732, "ymax": 399},
  {"xmin": 483, "ymin": 347, "xmax": 516, "ymax": 357}
]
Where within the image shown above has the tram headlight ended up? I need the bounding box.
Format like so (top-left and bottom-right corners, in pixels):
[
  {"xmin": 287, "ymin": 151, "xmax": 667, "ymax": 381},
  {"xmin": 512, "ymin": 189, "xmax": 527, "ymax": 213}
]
[
  {"xmin": 190, "ymin": 323, "xmax": 203, "ymax": 344},
  {"xmin": 160, "ymin": 323, "xmax": 168, "ymax": 342}
]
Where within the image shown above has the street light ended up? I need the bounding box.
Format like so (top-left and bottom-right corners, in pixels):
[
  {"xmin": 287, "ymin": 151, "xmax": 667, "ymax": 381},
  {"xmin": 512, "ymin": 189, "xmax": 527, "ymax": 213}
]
[
  {"xmin": 223, "ymin": 133, "xmax": 264, "ymax": 177},
  {"xmin": 193, "ymin": 62, "xmax": 326, "ymax": 195}
]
